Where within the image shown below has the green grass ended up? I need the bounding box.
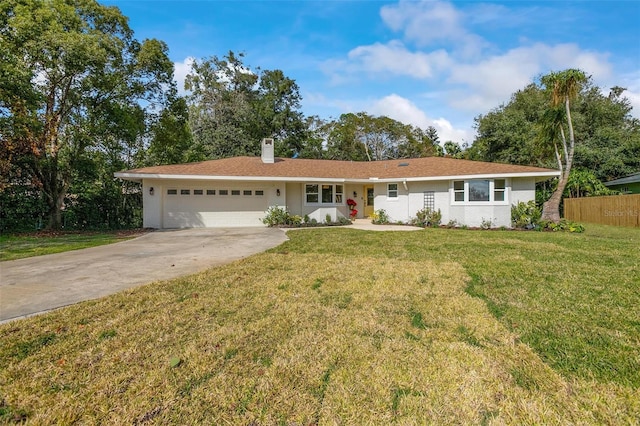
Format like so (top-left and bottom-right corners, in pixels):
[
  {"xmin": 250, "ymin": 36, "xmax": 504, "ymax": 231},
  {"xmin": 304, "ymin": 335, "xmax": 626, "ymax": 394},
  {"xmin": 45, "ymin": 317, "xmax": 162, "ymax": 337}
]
[
  {"xmin": 0, "ymin": 224, "xmax": 638, "ymax": 423},
  {"xmin": 0, "ymin": 231, "xmax": 145, "ymax": 261}
]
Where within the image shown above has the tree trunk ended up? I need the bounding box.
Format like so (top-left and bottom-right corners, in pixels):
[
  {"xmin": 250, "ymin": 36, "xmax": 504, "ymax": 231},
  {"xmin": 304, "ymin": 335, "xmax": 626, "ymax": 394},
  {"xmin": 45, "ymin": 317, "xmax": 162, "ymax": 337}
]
[
  {"xmin": 45, "ymin": 187, "xmax": 66, "ymax": 229},
  {"xmin": 541, "ymin": 174, "xmax": 569, "ymax": 223}
]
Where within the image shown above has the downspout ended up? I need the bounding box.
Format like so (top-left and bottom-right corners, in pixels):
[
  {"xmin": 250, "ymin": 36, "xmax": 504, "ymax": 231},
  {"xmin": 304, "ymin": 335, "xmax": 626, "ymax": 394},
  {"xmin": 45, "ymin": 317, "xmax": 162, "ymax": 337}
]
[{"xmin": 403, "ymin": 180, "xmax": 409, "ymax": 221}]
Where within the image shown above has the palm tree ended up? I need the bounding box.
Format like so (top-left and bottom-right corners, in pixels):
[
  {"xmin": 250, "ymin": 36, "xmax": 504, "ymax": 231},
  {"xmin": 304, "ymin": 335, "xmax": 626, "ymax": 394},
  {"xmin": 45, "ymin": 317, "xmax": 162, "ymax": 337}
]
[{"xmin": 539, "ymin": 69, "xmax": 588, "ymax": 223}]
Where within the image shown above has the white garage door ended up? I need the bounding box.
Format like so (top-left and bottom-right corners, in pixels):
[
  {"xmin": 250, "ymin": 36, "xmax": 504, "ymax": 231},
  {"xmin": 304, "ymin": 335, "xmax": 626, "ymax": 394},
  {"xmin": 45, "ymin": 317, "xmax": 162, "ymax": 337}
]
[{"xmin": 163, "ymin": 187, "xmax": 269, "ymax": 228}]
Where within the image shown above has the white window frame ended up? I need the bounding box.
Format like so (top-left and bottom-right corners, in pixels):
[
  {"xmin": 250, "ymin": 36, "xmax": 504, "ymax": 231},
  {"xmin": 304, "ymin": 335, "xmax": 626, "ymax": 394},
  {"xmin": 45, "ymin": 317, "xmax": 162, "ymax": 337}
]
[
  {"xmin": 451, "ymin": 179, "xmax": 509, "ymax": 205},
  {"xmin": 304, "ymin": 183, "xmax": 345, "ymax": 206},
  {"xmin": 387, "ymin": 183, "xmax": 399, "ymax": 199}
]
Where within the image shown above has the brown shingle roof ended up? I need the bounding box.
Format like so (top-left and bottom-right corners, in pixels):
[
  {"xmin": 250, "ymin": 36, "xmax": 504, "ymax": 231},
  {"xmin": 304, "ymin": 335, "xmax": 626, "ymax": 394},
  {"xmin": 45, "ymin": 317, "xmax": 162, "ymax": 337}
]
[{"xmin": 117, "ymin": 156, "xmax": 558, "ymax": 181}]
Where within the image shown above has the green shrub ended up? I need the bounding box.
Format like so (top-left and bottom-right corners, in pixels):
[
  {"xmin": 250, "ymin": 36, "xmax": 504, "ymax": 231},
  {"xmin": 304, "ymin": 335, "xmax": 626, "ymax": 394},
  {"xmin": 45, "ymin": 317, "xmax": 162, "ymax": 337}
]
[
  {"xmin": 370, "ymin": 209, "xmax": 390, "ymax": 224},
  {"xmin": 538, "ymin": 219, "xmax": 585, "ymax": 233},
  {"xmin": 480, "ymin": 217, "xmax": 495, "ymax": 230},
  {"xmin": 412, "ymin": 208, "xmax": 442, "ymax": 228},
  {"xmin": 338, "ymin": 217, "xmax": 351, "ymax": 225},
  {"xmin": 262, "ymin": 206, "xmax": 291, "ymax": 227},
  {"xmin": 511, "ymin": 201, "xmax": 541, "ymax": 229}
]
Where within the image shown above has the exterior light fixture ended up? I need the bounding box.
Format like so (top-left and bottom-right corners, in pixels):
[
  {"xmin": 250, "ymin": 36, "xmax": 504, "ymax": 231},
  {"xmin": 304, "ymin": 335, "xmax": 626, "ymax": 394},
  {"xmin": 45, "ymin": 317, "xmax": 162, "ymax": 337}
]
[
  {"xmin": 276, "ymin": 189, "xmax": 281, "ymax": 196},
  {"xmin": 353, "ymin": 191, "xmax": 357, "ymax": 197},
  {"xmin": 149, "ymin": 187, "xmax": 154, "ymax": 196}
]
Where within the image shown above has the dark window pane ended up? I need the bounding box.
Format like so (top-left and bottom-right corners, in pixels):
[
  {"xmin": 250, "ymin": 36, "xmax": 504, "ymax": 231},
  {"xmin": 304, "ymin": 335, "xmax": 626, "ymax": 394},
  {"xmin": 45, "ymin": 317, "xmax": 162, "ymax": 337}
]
[
  {"xmin": 469, "ymin": 180, "xmax": 489, "ymax": 201},
  {"xmin": 321, "ymin": 185, "xmax": 333, "ymax": 203}
]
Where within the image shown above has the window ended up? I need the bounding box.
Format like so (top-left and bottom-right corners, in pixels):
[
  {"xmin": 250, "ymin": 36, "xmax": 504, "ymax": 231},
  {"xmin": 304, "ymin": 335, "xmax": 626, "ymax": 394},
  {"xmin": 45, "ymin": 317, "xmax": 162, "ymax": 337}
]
[
  {"xmin": 231, "ymin": 190, "xmax": 240, "ymax": 196},
  {"xmin": 206, "ymin": 189, "xmax": 216, "ymax": 195},
  {"xmin": 494, "ymin": 179, "xmax": 505, "ymax": 201},
  {"xmin": 305, "ymin": 183, "xmax": 344, "ymax": 205},
  {"xmin": 219, "ymin": 190, "xmax": 228, "ymax": 196},
  {"xmin": 388, "ymin": 183, "xmax": 398, "ymax": 198},
  {"xmin": 243, "ymin": 190, "xmax": 252, "ymax": 196},
  {"xmin": 321, "ymin": 185, "xmax": 333, "ymax": 203},
  {"xmin": 452, "ymin": 179, "xmax": 508, "ymax": 203},
  {"xmin": 335, "ymin": 185, "xmax": 343, "ymax": 203},
  {"xmin": 194, "ymin": 189, "xmax": 203, "ymax": 195},
  {"xmin": 255, "ymin": 190, "xmax": 264, "ymax": 196},
  {"xmin": 469, "ymin": 180, "xmax": 489, "ymax": 201},
  {"xmin": 306, "ymin": 184, "xmax": 319, "ymax": 203},
  {"xmin": 167, "ymin": 189, "xmax": 177, "ymax": 195},
  {"xmin": 180, "ymin": 189, "xmax": 190, "ymax": 195},
  {"xmin": 453, "ymin": 181, "xmax": 464, "ymax": 202}
]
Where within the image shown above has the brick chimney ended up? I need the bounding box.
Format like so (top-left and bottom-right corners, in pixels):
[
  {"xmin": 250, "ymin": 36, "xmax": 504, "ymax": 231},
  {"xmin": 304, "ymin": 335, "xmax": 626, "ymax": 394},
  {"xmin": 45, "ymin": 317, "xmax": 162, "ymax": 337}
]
[{"xmin": 261, "ymin": 138, "xmax": 274, "ymax": 164}]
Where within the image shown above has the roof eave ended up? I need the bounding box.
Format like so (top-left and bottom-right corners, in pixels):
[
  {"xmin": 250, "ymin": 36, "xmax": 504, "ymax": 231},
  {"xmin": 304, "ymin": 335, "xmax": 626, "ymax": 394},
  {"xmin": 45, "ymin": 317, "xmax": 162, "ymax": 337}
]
[{"xmin": 115, "ymin": 170, "xmax": 560, "ymax": 183}]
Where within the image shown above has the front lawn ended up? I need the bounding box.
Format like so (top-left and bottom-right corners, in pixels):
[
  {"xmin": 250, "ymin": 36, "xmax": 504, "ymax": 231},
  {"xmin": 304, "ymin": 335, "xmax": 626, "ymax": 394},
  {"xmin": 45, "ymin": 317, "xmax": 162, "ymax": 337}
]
[
  {"xmin": 0, "ymin": 225, "xmax": 638, "ymax": 423},
  {"xmin": 0, "ymin": 230, "xmax": 146, "ymax": 261}
]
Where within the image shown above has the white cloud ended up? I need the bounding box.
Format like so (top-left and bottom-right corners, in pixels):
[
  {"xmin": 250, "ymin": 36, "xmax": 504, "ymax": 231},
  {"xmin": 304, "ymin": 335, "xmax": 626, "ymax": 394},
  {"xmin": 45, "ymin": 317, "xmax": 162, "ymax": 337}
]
[
  {"xmin": 348, "ymin": 41, "xmax": 451, "ymax": 79},
  {"xmin": 370, "ymin": 94, "xmax": 472, "ymax": 143},
  {"xmin": 380, "ymin": 0, "xmax": 488, "ymax": 57},
  {"xmin": 174, "ymin": 57, "xmax": 195, "ymax": 94},
  {"xmin": 447, "ymin": 43, "xmax": 613, "ymax": 113},
  {"xmin": 612, "ymin": 70, "xmax": 640, "ymax": 117}
]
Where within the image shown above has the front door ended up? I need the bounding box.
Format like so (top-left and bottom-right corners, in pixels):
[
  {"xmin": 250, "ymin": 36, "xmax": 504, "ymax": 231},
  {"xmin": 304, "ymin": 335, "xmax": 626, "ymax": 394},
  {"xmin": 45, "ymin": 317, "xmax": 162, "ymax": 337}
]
[{"xmin": 364, "ymin": 185, "xmax": 374, "ymax": 217}]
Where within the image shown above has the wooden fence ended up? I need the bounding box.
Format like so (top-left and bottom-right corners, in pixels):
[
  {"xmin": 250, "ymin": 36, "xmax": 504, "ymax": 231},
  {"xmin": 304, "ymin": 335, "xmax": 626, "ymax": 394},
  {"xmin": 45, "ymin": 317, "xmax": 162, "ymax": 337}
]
[{"xmin": 564, "ymin": 194, "xmax": 640, "ymax": 227}]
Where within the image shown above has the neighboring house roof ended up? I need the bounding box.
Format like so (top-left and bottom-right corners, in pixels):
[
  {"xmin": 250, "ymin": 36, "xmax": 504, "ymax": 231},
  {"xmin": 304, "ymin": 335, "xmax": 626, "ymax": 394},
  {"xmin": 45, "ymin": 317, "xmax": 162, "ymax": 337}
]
[
  {"xmin": 115, "ymin": 156, "xmax": 559, "ymax": 183},
  {"xmin": 604, "ymin": 172, "xmax": 640, "ymax": 187}
]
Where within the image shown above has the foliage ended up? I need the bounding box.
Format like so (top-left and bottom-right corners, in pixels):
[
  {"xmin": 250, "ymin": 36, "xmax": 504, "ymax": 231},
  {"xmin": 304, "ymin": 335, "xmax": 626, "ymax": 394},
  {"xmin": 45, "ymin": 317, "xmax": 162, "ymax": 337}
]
[
  {"xmin": 538, "ymin": 219, "xmax": 585, "ymax": 233},
  {"xmin": 480, "ymin": 218, "xmax": 495, "ymax": 230},
  {"xmin": 411, "ymin": 208, "xmax": 442, "ymax": 228},
  {"xmin": 472, "ymin": 78, "xmax": 640, "ymax": 182},
  {"xmin": 185, "ymin": 51, "xmax": 307, "ymax": 160},
  {"xmin": 261, "ymin": 206, "xmax": 292, "ymax": 227},
  {"xmin": 325, "ymin": 113, "xmax": 440, "ymax": 161},
  {"xmin": 511, "ymin": 201, "xmax": 542, "ymax": 229},
  {"xmin": 0, "ymin": 177, "xmax": 47, "ymax": 232},
  {"xmin": 146, "ymin": 90, "xmax": 193, "ymax": 166},
  {"xmin": 370, "ymin": 209, "xmax": 390, "ymax": 224},
  {"xmin": 565, "ymin": 169, "xmax": 617, "ymax": 198},
  {"xmin": 262, "ymin": 206, "xmax": 348, "ymax": 227},
  {"xmin": 443, "ymin": 141, "xmax": 465, "ymax": 158},
  {"xmin": 0, "ymin": 0, "xmax": 174, "ymax": 229}
]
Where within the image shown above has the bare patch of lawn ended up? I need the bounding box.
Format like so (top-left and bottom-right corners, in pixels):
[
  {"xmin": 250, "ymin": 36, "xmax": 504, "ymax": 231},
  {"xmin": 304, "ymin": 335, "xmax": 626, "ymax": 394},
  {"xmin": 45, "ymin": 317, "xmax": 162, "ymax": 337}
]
[{"xmin": 0, "ymin": 225, "xmax": 638, "ymax": 423}]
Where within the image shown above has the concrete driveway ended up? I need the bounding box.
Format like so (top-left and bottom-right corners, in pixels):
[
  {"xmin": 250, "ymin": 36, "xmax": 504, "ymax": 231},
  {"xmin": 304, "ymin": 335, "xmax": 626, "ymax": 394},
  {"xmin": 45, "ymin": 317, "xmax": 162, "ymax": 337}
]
[{"xmin": 0, "ymin": 228, "xmax": 287, "ymax": 323}]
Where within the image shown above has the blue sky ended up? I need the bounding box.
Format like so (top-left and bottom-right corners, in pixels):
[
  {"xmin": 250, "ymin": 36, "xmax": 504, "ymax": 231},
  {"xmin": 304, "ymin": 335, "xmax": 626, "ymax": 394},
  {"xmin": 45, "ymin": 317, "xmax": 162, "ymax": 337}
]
[{"xmin": 105, "ymin": 0, "xmax": 640, "ymax": 145}]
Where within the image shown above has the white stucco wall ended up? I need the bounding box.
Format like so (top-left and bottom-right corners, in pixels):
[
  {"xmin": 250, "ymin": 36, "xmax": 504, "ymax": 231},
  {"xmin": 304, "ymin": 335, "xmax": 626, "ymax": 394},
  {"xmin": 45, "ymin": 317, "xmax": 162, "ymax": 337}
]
[
  {"xmin": 286, "ymin": 182, "xmax": 350, "ymax": 223},
  {"xmin": 142, "ymin": 179, "xmax": 162, "ymax": 229},
  {"xmin": 373, "ymin": 177, "xmax": 538, "ymax": 228},
  {"xmin": 141, "ymin": 176, "xmax": 540, "ymax": 228}
]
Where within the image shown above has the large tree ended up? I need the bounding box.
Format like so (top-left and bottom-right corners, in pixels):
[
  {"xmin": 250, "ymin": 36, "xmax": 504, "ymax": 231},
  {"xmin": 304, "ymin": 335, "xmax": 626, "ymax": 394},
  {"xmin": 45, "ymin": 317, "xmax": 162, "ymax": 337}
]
[
  {"xmin": 325, "ymin": 112, "xmax": 439, "ymax": 161},
  {"xmin": 0, "ymin": 0, "xmax": 174, "ymax": 229},
  {"xmin": 472, "ymin": 77, "xmax": 639, "ymax": 181},
  {"xmin": 185, "ymin": 52, "xmax": 307, "ymax": 159},
  {"xmin": 538, "ymin": 69, "xmax": 587, "ymax": 222}
]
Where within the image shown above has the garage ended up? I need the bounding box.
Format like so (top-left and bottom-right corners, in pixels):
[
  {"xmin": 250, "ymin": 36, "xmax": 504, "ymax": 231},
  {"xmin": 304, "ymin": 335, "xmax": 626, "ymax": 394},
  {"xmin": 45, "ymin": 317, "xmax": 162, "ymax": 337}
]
[{"xmin": 162, "ymin": 183, "xmax": 270, "ymax": 228}]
